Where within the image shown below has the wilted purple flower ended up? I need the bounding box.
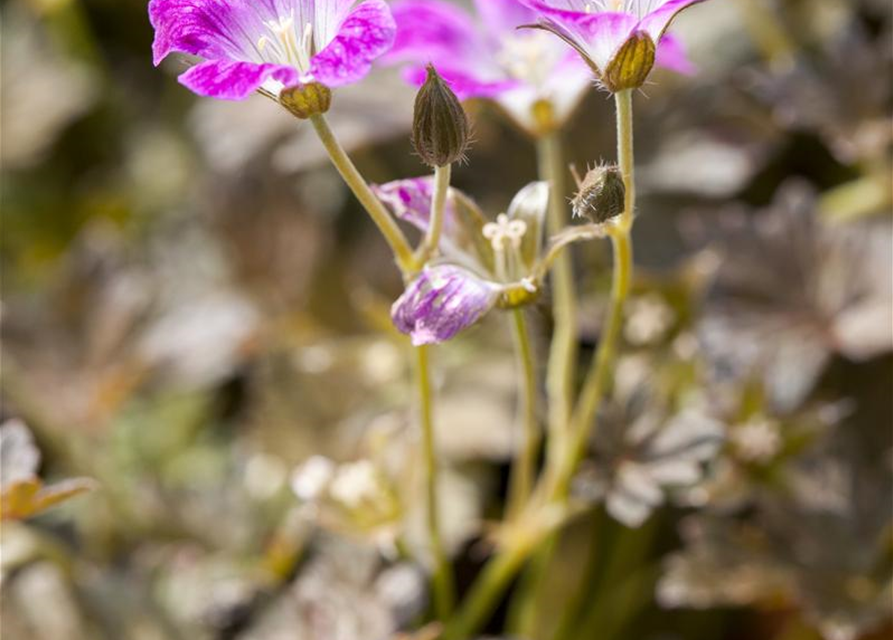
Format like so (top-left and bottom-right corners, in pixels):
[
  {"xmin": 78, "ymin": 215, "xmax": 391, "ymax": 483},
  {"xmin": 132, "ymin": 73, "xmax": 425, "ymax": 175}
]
[
  {"xmin": 384, "ymin": 0, "xmax": 592, "ymax": 134},
  {"xmin": 149, "ymin": 0, "xmax": 396, "ymax": 100},
  {"xmin": 391, "ymin": 265, "xmax": 499, "ymax": 346},
  {"xmin": 521, "ymin": 0, "xmax": 705, "ymax": 92}
]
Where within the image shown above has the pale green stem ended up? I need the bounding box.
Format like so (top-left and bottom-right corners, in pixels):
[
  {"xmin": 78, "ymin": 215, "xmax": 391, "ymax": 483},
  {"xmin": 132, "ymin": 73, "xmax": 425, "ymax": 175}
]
[
  {"xmin": 549, "ymin": 89, "xmax": 635, "ymax": 500},
  {"xmin": 309, "ymin": 113, "xmax": 415, "ymax": 272},
  {"xmin": 416, "ymin": 344, "xmax": 455, "ymax": 619},
  {"xmin": 537, "ymin": 132, "xmax": 578, "ymax": 446},
  {"xmin": 506, "ymin": 308, "xmax": 540, "ymax": 518},
  {"xmin": 417, "ymin": 163, "xmax": 451, "ymax": 264},
  {"xmin": 440, "ymin": 91, "xmax": 637, "ymax": 639}
]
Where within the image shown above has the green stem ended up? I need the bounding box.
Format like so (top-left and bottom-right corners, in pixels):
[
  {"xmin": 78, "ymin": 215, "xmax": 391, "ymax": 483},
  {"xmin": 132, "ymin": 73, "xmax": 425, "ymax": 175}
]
[
  {"xmin": 443, "ymin": 90, "xmax": 638, "ymax": 640},
  {"xmin": 416, "ymin": 344, "xmax": 455, "ymax": 619},
  {"xmin": 417, "ymin": 163, "xmax": 451, "ymax": 264},
  {"xmin": 537, "ymin": 132, "xmax": 578, "ymax": 445},
  {"xmin": 440, "ymin": 540, "xmax": 532, "ymax": 640},
  {"xmin": 506, "ymin": 308, "xmax": 540, "ymax": 518},
  {"xmin": 309, "ymin": 113, "xmax": 416, "ymax": 273},
  {"xmin": 548, "ymin": 89, "xmax": 635, "ymax": 500}
]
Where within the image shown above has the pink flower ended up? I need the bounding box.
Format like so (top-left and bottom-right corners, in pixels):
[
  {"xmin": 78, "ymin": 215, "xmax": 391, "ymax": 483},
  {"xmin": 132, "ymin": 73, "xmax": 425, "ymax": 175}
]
[
  {"xmin": 384, "ymin": 0, "xmax": 593, "ymax": 134},
  {"xmin": 520, "ymin": 0, "xmax": 705, "ymax": 92},
  {"xmin": 149, "ymin": 0, "xmax": 396, "ymax": 100}
]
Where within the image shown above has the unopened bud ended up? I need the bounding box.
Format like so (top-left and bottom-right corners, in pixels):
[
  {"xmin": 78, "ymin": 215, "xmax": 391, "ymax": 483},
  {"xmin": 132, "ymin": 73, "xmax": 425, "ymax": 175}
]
[
  {"xmin": 412, "ymin": 65, "xmax": 470, "ymax": 167},
  {"xmin": 279, "ymin": 83, "xmax": 331, "ymax": 119},
  {"xmin": 572, "ymin": 165, "xmax": 626, "ymax": 222}
]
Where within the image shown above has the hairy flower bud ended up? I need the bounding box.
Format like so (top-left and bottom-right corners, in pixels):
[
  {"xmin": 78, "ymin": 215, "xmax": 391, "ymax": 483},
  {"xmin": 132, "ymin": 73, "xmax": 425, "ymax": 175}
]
[
  {"xmin": 573, "ymin": 165, "xmax": 626, "ymax": 223},
  {"xmin": 279, "ymin": 83, "xmax": 332, "ymax": 119},
  {"xmin": 412, "ymin": 65, "xmax": 470, "ymax": 167}
]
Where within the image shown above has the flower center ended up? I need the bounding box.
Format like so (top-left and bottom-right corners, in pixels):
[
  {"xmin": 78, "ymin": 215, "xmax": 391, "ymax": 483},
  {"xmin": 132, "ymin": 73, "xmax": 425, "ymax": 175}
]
[
  {"xmin": 257, "ymin": 13, "xmax": 315, "ymax": 72},
  {"xmin": 483, "ymin": 214, "xmax": 527, "ymax": 252},
  {"xmin": 497, "ymin": 32, "xmax": 562, "ymax": 88}
]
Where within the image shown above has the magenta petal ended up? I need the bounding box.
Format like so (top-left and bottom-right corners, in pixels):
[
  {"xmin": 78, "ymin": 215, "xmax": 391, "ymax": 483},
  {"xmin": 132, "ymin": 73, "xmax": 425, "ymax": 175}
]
[
  {"xmin": 387, "ymin": 0, "xmax": 486, "ymax": 65},
  {"xmin": 401, "ymin": 65, "xmax": 518, "ymax": 100},
  {"xmin": 391, "ymin": 265, "xmax": 498, "ymax": 345},
  {"xmin": 655, "ymin": 32, "xmax": 695, "ymax": 75},
  {"xmin": 373, "ymin": 177, "xmax": 442, "ymax": 232},
  {"xmin": 309, "ymin": 0, "xmax": 396, "ymax": 87},
  {"xmin": 149, "ymin": 0, "xmax": 259, "ymax": 66},
  {"xmin": 179, "ymin": 59, "xmax": 299, "ymax": 100},
  {"xmin": 472, "ymin": 0, "xmax": 537, "ymax": 34}
]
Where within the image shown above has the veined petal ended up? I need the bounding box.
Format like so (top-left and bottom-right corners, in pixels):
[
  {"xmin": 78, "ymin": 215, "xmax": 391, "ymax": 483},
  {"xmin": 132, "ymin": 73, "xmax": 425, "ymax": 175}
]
[
  {"xmin": 391, "ymin": 265, "xmax": 499, "ymax": 345},
  {"xmin": 179, "ymin": 59, "xmax": 299, "ymax": 99},
  {"xmin": 372, "ymin": 176, "xmax": 449, "ymax": 233},
  {"xmin": 309, "ymin": 0, "xmax": 396, "ymax": 87},
  {"xmin": 149, "ymin": 0, "xmax": 262, "ymax": 65}
]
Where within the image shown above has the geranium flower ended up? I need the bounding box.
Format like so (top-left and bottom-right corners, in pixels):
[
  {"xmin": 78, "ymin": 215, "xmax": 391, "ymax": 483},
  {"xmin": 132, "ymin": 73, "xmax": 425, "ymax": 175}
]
[
  {"xmin": 379, "ymin": 177, "xmax": 608, "ymax": 344},
  {"xmin": 149, "ymin": 0, "xmax": 397, "ymax": 100},
  {"xmin": 384, "ymin": 0, "xmax": 593, "ymax": 134},
  {"xmin": 520, "ymin": 0, "xmax": 706, "ymax": 92}
]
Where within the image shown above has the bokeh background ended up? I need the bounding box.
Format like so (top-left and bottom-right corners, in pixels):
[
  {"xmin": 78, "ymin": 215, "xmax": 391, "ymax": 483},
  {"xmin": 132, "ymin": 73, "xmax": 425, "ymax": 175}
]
[{"xmin": 1, "ymin": 0, "xmax": 891, "ymax": 639}]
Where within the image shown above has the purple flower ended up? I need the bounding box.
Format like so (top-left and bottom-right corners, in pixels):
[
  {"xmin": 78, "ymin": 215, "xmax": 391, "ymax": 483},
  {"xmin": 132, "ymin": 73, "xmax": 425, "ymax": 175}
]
[
  {"xmin": 521, "ymin": 0, "xmax": 705, "ymax": 92},
  {"xmin": 384, "ymin": 0, "xmax": 593, "ymax": 134},
  {"xmin": 391, "ymin": 265, "xmax": 499, "ymax": 345},
  {"xmin": 149, "ymin": 0, "xmax": 397, "ymax": 100}
]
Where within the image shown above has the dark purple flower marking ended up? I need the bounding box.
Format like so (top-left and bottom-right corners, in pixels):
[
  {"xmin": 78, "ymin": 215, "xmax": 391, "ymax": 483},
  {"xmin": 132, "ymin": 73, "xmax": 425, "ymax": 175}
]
[
  {"xmin": 391, "ymin": 265, "xmax": 499, "ymax": 345},
  {"xmin": 149, "ymin": 0, "xmax": 396, "ymax": 99}
]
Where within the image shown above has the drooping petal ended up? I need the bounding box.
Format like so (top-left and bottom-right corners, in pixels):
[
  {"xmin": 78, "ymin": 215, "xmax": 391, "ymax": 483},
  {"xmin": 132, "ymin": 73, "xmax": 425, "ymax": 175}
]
[
  {"xmin": 391, "ymin": 265, "xmax": 499, "ymax": 345},
  {"xmin": 149, "ymin": 0, "xmax": 264, "ymax": 65},
  {"xmin": 637, "ymin": 0, "xmax": 707, "ymax": 41},
  {"xmin": 654, "ymin": 32, "xmax": 695, "ymax": 75},
  {"xmin": 309, "ymin": 0, "xmax": 396, "ymax": 87},
  {"xmin": 179, "ymin": 59, "xmax": 300, "ymax": 99}
]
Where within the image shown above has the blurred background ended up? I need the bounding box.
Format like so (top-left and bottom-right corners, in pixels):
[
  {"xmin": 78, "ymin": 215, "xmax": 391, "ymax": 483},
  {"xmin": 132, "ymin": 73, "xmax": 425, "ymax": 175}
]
[{"xmin": 1, "ymin": 0, "xmax": 891, "ymax": 639}]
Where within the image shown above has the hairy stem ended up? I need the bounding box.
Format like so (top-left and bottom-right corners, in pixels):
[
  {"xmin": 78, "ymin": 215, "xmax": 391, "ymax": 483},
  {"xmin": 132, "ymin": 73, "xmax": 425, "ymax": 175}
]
[
  {"xmin": 416, "ymin": 344, "xmax": 455, "ymax": 619},
  {"xmin": 417, "ymin": 163, "xmax": 451, "ymax": 264},
  {"xmin": 506, "ymin": 308, "xmax": 540, "ymax": 518},
  {"xmin": 309, "ymin": 113, "xmax": 415, "ymax": 272}
]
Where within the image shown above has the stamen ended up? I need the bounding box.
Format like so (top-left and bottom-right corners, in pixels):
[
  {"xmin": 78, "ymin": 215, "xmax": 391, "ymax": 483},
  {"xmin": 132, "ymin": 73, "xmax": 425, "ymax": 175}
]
[{"xmin": 483, "ymin": 214, "xmax": 528, "ymax": 252}]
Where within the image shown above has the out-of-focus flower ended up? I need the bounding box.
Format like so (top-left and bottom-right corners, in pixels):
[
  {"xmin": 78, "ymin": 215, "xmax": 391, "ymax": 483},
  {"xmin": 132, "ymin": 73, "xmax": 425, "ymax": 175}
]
[
  {"xmin": 624, "ymin": 292, "xmax": 677, "ymax": 346},
  {"xmin": 575, "ymin": 357, "xmax": 724, "ymax": 527},
  {"xmin": 520, "ymin": 0, "xmax": 705, "ymax": 92},
  {"xmin": 728, "ymin": 416, "xmax": 782, "ymax": 463},
  {"xmin": 0, "ymin": 420, "xmax": 96, "ymax": 521},
  {"xmin": 386, "ymin": 0, "xmax": 592, "ymax": 135},
  {"xmin": 149, "ymin": 0, "xmax": 396, "ymax": 100},
  {"xmin": 691, "ymin": 182, "xmax": 893, "ymax": 411},
  {"xmin": 391, "ymin": 264, "xmax": 501, "ymax": 346}
]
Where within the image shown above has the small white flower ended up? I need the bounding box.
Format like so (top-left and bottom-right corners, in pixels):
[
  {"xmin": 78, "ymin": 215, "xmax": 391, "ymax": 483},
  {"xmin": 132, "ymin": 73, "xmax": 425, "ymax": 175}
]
[
  {"xmin": 730, "ymin": 417, "xmax": 782, "ymax": 463},
  {"xmin": 624, "ymin": 293, "xmax": 676, "ymax": 345},
  {"xmin": 329, "ymin": 460, "xmax": 383, "ymax": 508},
  {"xmin": 291, "ymin": 455, "xmax": 336, "ymax": 501}
]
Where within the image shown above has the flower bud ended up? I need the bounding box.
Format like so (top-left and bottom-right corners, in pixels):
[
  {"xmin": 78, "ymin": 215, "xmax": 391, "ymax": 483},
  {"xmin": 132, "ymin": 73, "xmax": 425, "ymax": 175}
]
[
  {"xmin": 412, "ymin": 65, "xmax": 470, "ymax": 167},
  {"xmin": 572, "ymin": 165, "xmax": 626, "ymax": 223},
  {"xmin": 279, "ymin": 83, "xmax": 331, "ymax": 119}
]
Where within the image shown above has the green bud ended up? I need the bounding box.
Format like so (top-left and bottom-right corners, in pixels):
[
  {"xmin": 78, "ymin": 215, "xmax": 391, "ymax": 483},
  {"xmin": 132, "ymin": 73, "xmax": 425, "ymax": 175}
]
[
  {"xmin": 279, "ymin": 83, "xmax": 332, "ymax": 119},
  {"xmin": 412, "ymin": 64, "xmax": 470, "ymax": 167},
  {"xmin": 603, "ymin": 32, "xmax": 656, "ymax": 93},
  {"xmin": 572, "ymin": 165, "xmax": 626, "ymax": 223}
]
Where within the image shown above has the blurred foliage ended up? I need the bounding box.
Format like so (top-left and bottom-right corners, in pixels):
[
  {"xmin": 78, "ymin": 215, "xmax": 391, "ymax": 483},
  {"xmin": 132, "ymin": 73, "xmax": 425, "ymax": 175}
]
[{"xmin": 1, "ymin": 0, "xmax": 891, "ymax": 639}]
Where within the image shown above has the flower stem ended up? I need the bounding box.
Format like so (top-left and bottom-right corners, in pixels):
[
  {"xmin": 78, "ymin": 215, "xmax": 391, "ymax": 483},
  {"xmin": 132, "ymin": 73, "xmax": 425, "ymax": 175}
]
[
  {"xmin": 416, "ymin": 343, "xmax": 455, "ymax": 620},
  {"xmin": 309, "ymin": 113, "xmax": 416, "ymax": 273},
  {"xmin": 506, "ymin": 308, "xmax": 540, "ymax": 518},
  {"xmin": 417, "ymin": 163, "xmax": 451, "ymax": 264},
  {"xmin": 537, "ymin": 132, "xmax": 578, "ymax": 444},
  {"xmin": 440, "ymin": 539, "xmax": 532, "ymax": 640},
  {"xmin": 550, "ymin": 88, "xmax": 635, "ymax": 501}
]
